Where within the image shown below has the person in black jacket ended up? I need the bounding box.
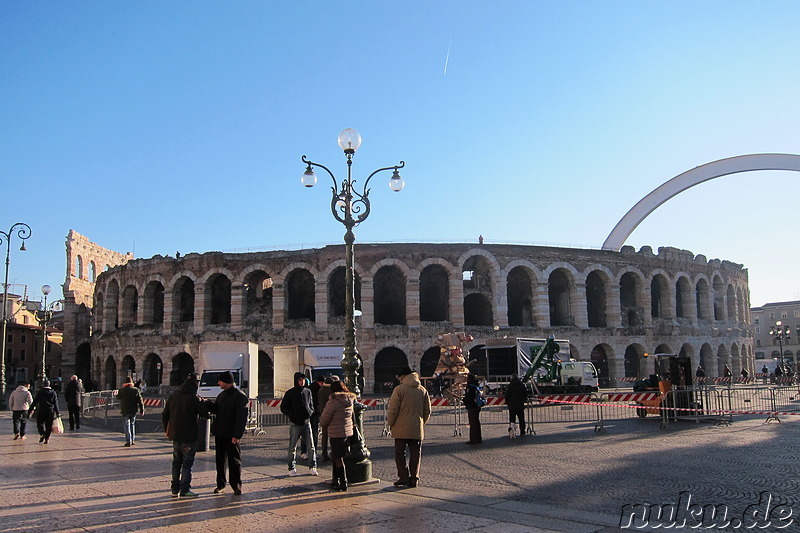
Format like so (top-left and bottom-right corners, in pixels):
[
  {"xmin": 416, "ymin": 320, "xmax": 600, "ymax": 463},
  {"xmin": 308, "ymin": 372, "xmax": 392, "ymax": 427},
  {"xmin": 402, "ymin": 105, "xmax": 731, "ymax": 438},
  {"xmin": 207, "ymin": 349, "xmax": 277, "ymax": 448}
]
[
  {"xmin": 63, "ymin": 375, "xmax": 84, "ymax": 431},
  {"xmin": 463, "ymin": 374, "xmax": 483, "ymax": 445},
  {"xmin": 504, "ymin": 375, "xmax": 528, "ymax": 437},
  {"xmin": 205, "ymin": 371, "xmax": 249, "ymax": 495},
  {"xmin": 29, "ymin": 380, "xmax": 60, "ymax": 444},
  {"xmin": 162, "ymin": 374, "xmax": 209, "ymax": 498},
  {"xmin": 280, "ymin": 372, "xmax": 318, "ymax": 476}
]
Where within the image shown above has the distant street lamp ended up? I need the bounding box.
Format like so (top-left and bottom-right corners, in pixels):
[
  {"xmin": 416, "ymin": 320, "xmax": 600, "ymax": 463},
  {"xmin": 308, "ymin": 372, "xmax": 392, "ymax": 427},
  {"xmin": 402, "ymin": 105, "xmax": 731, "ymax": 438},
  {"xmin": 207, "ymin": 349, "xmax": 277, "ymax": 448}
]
[
  {"xmin": 33, "ymin": 285, "xmax": 62, "ymax": 391},
  {"xmin": 301, "ymin": 128, "xmax": 404, "ymax": 482},
  {"xmin": 769, "ymin": 320, "xmax": 791, "ymax": 375},
  {"xmin": 0, "ymin": 222, "xmax": 31, "ymax": 410}
]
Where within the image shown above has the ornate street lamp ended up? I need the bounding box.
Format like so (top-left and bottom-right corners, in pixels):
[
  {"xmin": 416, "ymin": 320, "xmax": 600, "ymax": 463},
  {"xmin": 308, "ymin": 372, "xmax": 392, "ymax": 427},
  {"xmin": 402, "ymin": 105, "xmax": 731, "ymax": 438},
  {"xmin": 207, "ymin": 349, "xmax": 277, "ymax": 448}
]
[
  {"xmin": 0, "ymin": 222, "xmax": 31, "ymax": 410},
  {"xmin": 301, "ymin": 128, "xmax": 404, "ymax": 482},
  {"xmin": 769, "ymin": 320, "xmax": 791, "ymax": 376},
  {"xmin": 33, "ymin": 285, "xmax": 62, "ymax": 391}
]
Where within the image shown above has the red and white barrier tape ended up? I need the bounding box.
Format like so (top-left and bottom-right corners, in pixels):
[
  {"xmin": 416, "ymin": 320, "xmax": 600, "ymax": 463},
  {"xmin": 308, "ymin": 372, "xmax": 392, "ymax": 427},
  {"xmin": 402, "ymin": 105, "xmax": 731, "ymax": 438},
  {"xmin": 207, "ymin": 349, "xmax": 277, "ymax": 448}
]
[{"xmin": 533, "ymin": 396, "xmax": 800, "ymax": 417}]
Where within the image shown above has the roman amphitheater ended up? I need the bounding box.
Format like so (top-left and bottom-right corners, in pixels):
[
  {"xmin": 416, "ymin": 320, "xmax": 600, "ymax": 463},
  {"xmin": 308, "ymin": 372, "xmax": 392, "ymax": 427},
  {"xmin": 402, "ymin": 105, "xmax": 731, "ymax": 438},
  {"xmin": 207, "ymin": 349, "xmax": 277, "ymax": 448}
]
[{"xmin": 61, "ymin": 230, "xmax": 752, "ymax": 395}]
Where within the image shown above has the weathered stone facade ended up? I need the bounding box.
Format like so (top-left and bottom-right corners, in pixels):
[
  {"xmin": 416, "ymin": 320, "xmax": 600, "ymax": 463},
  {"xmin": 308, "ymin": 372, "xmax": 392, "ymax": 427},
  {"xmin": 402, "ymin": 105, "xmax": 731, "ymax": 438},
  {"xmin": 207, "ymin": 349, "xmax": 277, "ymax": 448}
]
[{"xmin": 62, "ymin": 238, "xmax": 752, "ymax": 394}]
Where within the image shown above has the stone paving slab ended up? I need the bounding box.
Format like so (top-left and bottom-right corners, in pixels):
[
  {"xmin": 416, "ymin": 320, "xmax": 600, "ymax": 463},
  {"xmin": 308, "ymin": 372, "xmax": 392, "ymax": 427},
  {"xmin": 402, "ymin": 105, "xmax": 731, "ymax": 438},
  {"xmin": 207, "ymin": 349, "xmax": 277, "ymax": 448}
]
[{"xmin": 0, "ymin": 413, "xmax": 621, "ymax": 533}]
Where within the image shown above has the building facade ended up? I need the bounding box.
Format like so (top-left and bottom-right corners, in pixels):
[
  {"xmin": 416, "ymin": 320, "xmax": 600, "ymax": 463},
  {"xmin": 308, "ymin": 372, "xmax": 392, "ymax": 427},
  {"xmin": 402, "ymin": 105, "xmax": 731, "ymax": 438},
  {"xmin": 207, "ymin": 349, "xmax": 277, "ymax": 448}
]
[
  {"xmin": 751, "ymin": 301, "xmax": 800, "ymax": 374},
  {"xmin": 59, "ymin": 231, "xmax": 753, "ymax": 395}
]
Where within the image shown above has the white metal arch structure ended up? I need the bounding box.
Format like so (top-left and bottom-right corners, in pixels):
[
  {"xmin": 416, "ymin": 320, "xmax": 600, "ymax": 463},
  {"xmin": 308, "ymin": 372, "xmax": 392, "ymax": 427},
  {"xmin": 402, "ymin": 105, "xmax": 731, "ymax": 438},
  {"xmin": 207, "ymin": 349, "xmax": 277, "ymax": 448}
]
[{"xmin": 602, "ymin": 153, "xmax": 800, "ymax": 251}]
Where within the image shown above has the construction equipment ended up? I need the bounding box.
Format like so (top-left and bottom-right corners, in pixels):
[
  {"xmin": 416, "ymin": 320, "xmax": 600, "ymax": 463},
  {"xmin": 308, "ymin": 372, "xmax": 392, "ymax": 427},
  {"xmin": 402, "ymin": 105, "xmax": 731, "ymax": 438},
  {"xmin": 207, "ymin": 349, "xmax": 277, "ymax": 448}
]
[{"xmin": 519, "ymin": 337, "xmax": 599, "ymax": 394}]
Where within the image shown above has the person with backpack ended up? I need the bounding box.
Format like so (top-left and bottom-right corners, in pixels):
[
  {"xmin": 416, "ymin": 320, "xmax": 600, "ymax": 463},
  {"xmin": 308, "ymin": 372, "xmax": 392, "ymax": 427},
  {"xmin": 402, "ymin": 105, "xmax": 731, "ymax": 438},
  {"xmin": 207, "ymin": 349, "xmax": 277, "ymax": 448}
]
[{"xmin": 463, "ymin": 373, "xmax": 484, "ymax": 445}]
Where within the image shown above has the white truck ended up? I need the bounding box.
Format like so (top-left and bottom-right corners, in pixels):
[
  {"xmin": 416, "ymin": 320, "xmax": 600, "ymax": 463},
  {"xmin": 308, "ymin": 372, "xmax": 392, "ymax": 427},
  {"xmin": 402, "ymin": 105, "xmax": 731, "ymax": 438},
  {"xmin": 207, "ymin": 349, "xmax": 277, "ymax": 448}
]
[
  {"xmin": 273, "ymin": 344, "xmax": 345, "ymax": 398},
  {"xmin": 197, "ymin": 341, "xmax": 259, "ymax": 399},
  {"xmin": 517, "ymin": 337, "xmax": 599, "ymax": 393}
]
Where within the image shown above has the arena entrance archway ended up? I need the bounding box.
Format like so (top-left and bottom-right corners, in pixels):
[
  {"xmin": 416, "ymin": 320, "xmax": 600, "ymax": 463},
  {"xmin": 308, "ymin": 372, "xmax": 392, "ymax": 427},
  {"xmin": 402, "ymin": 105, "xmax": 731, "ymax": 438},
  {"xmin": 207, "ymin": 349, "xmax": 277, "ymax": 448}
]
[{"xmin": 603, "ymin": 154, "xmax": 800, "ymax": 251}]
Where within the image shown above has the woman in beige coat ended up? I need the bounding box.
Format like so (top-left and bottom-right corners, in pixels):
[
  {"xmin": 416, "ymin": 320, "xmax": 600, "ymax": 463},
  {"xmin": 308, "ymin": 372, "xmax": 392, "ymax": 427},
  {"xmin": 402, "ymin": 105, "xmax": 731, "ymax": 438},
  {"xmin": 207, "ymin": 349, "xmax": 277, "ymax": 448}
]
[{"xmin": 319, "ymin": 381, "xmax": 356, "ymax": 491}]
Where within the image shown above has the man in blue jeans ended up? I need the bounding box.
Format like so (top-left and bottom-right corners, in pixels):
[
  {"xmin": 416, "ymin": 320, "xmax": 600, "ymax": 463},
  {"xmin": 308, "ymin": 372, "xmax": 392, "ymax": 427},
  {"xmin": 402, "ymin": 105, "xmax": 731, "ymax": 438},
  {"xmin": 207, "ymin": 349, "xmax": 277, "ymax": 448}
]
[
  {"xmin": 162, "ymin": 374, "xmax": 209, "ymax": 498},
  {"xmin": 280, "ymin": 372, "xmax": 318, "ymax": 477},
  {"xmin": 117, "ymin": 377, "xmax": 144, "ymax": 446}
]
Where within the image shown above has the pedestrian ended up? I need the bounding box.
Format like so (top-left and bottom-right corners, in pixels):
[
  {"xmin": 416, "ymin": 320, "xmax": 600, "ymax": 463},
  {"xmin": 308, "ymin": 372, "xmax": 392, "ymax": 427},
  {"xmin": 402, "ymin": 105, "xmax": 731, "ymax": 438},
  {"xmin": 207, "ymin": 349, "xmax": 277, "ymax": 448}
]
[
  {"xmin": 10, "ymin": 381, "xmax": 33, "ymax": 440},
  {"xmin": 29, "ymin": 380, "xmax": 60, "ymax": 444},
  {"xmin": 280, "ymin": 372, "xmax": 318, "ymax": 477},
  {"xmin": 386, "ymin": 366, "xmax": 431, "ymax": 488},
  {"xmin": 64, "ymin": 375, "xmax": 84, "ymax": 431},
  {"xmin": 463, "ymin": 374, "xmax": 483, "ymax": 445},
  {"xmin": 723, "ymin": 364, "xmax": 732, "ymax": 378},
  {"xmin": 504, "ymin": 374, "xmax": 528, "ymax": 437},
  {"xmin": 740, "ymin": 368, "xmax": 749, "ymax": 380},
  {"xmin": 204, "ymin": 371, "xmax": 249, "ymax": 495},
  {"xmin": 162, "ymin": 374, "xmax": 209, "ymax": 498},
  {"xmin": 118, "ymin": 376, "xmax": 144, "ymax": 447},
  {"xmin": 319, "ymin": 380, "xmax": 356, "ymax": 491},
  {"xmin": 309, "ymin": 374, "xmax": 324, "ymax": 459},
  {"xmin": 318, "ymin": 375, "xmax": 338, "ymax": 462},
  {"xmin": 695, "ymin": 366, "xmax": 705, "ymax": 378},
  {"xmin": 762, "ymin": 364, "xmax": 769, "ymax": 384}
]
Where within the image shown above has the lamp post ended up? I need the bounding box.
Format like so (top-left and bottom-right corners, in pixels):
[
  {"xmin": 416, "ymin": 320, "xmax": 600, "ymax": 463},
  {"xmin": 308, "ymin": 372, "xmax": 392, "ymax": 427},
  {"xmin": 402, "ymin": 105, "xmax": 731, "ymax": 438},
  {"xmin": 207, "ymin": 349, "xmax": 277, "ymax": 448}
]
[
  {"xmin": 769, "ymin": 320, "xmax": 791, "ymax": 374},
  {"xmin": 34, "ymin": 285, "xmax": 62, "ymax": 391},
  {"xmin": 0, "ymin": 222, "xmax": 31, "ymax": 410},
  {"xmin": 301, "ymin": 128, "xmax": 404, "ymax": 482}
]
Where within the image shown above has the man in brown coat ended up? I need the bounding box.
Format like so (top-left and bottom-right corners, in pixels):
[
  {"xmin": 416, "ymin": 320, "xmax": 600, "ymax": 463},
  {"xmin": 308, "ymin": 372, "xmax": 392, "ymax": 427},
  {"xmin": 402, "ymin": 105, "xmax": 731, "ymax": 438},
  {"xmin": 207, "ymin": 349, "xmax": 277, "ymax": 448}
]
[{"xmin": 387, "ymin": 366, "xmax": 431, "ymax": 488}]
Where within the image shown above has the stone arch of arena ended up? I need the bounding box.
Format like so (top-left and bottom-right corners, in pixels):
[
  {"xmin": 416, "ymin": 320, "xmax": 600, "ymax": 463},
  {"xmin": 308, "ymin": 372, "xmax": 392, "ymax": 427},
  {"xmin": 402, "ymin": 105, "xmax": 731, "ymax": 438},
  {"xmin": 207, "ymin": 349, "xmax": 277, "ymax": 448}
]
[{"xmin": 58, "ymin": 241, "xmax": 751, "ymax": 395}]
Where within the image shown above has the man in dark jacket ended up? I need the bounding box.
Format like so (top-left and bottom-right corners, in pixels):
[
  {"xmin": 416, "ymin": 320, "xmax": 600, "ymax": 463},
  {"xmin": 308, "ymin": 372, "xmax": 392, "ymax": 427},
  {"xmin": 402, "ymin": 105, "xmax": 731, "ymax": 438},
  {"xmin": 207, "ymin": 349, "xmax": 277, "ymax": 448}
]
[
  {"xmin": 162, "ymin": 374, "xmax": 209, "ymax": 498},
  {"xmin": 503, "ymin": 375, "xmax": 528, "ymax": 437},
  {"xmin": 63, "ymin": 375, "xmax": 84, "ymax": 431},
  {"xmin": 463, "ymin": 374, "xmax": 483, "ymax": 445},
  {"xmin": 205, "ymin": 371, "xmax": 249, "ymax": 495},
  {"xmin": 280, "ymin": 372, "xmax": 317, "ymax": 476},
  {"xmin": 118, "ymin": 376, "xmax": 144, "ymax": 446}
]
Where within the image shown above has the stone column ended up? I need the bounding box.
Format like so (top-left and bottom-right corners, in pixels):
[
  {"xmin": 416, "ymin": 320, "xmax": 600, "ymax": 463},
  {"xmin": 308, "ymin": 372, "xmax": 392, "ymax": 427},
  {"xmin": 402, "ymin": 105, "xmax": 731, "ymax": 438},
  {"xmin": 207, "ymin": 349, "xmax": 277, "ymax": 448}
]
[
  {"xmin": 573, "ymin": 282, "xmax": 588, "ymax": 328},
  {"xmin": 407, "ymin": 277, "xmax": 420, "ymax": 328},
  {"xmin": 495, "ymin": 274, "xmax": 509, "ymax": 328},
  {"xmin": 360, "ymin": 278, "xmax": 374, "ymax": 329},
  {"xmin": 272, "ymin": 281, "xmax": 285, "ymax": 330},
  {"xmin": 315, "ymin": 278, "xmax": 327, "ymax": 330},
  {"xmin": 193, "ymin": 287, "xmax": 206, "ymax": 335},
  {"xmin": 533, "ymin": 284, "xmax": 549, "ymax": 327},
  {"xmin": 450, "ymin": 272, "xmax": 465, "ymax": 328},
  {"xmin": 230, "ymin": 283, "xmax": 244, "ymax": 331}
]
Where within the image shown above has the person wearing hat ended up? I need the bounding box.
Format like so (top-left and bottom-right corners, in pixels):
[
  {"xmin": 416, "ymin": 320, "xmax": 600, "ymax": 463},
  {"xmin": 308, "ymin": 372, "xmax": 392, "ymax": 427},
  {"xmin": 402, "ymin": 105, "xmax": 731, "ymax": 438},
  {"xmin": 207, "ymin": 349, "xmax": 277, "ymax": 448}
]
[
  {"xmin": 317, "ymin": 374, "xmax": 340, "ymax": 461},
  {"xmin": 387, "ymin": 366, "xmax": 431, "ymax": 488},
  {"xmin": 280, "ymin": 372, "xmax": 318, "ymax": 476},
  {"xmin": 118, "ymin": 376, "xmax": 145, "ymax": 446},
  {"xmin": 204, "ymin": 371, "xmax": 249, "ymax": 495},
  {"xmin": 162, "ymin": 374, "xmax": 209, "ymax": 498}
]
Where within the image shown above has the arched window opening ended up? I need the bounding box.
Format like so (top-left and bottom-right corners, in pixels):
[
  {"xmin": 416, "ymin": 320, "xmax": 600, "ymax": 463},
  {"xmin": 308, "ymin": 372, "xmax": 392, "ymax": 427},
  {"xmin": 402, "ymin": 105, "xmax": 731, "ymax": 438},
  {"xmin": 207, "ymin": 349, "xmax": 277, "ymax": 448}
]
[
  {"xmin": 104, "ymin": 356, "xmax": 117, "ymax": 390},
  {"xmin": 420, "ymin": 265, "xmax": 449, "ymax": 322},
  {"xmin": 675, "ymin": 277, "xmax": 691, "ymax": 319},
  {"xmin": 507, "ymin": 267, "xmax": 534, "ymax": 327},
  {"xmin": 106, "ymin": 279, "xmax": 120, "ymax": 330},
  {"xmin": 121, "ymin": 355, "xmax": 136, "ymax": 381},
  {"xmin": 174, "ymin": 277, "xmax": 195, "ymax": 322},
  {"xmin": 94, "ymin": 293, "xmax": 104, "ymax": 334},
  {"xmin": 651, "ymin": 275, "xmax": 669, "ymax": 319},
  {"xmin": 143, "ymin": 353, "xmax": 163, "ymax": 387},
  {"xmin": 75, "ymin": 343, "xmax": 92, "ymax": 387},
  {"xmin": 712, "ymin": 276, "xmax": 725, "ymax": 321},
  {"xmin": 75, "ymin": 255, "xmax": 83, "ymax": 279},
  {"xmin": 726, "ymin": 285, "xmax": 736, "ymax": 322},
  {"xmin": 89, "ymin": 261, "xmax": 97, "ymax": 283},
  {"xmin": 258, "ymin": 350, "xmax": 274, "ymax": 397},
  {"xmin": 620, "ymin": 272, "xmax": 641, "ymax": 327},
  {"xmin": 374, "ymin": 347, "xmax": 409, "ymax": 394},
  {"xmin": 207, "ymin": 274, "xmax": 231, "ymax": 325},
  {"xmin": 144, "ymin": 281, "xmax": 165, "ymax": 325},
  {"xmin": 696, "ymin": 279, "xmax": 711, "ymax": 321},
  {"xmin": 286, "ymin": 269, "xmax": 315, "ymax": 321},
  {"xmin": 463, "ymin": 293, "xmax": 492, "ymax": 326},
  {"xmin": 548, "ymin": 269, "xmax": 571, "ymax": 327},
  {"xmin": 590, "ymin": 345, "xmax": 610, "ymax": 387},
  {"xmin": 121, "ymin": 285, "xmax": 138, "ymax": 326},
  {"xmin": 245, "ymin": 271, "xmax": 273, "ymax": 317},
  {"xmin": 624, "ymin": 345, "xmax": 641, "ymax": 378},
  {"xmin": 328, "ymin": 267, "xmax": 361, "ymax": 319},
  {"xmin": 586, "ymin": 271, "xmax": 607, "ymax": 328},
  {"xmin": 170, "ymin": 353, "xmax": 195, "ymax": 385},
  {"xmin": 374, "ymin": 266, "xmax": 406, "ymax": 326}
]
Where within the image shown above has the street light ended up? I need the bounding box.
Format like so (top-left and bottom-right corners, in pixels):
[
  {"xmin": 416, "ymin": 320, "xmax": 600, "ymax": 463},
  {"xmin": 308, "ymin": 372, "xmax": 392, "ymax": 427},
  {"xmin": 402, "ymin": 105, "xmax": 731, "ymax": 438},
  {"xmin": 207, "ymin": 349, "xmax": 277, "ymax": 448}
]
[
  {"xmin": 0, "ymin": 222, "xmax": 31, "ymax": 410},
  {"xmin": 33, "ymin": 285, "xmax": 62, "ymax": 391},
  {"xmin": 301, "ymin": 128, "xmax": 404, "ymax": 482},
  {"xmin": 769, "ymin": 320, "xmax": 791, "ymax": 375}
]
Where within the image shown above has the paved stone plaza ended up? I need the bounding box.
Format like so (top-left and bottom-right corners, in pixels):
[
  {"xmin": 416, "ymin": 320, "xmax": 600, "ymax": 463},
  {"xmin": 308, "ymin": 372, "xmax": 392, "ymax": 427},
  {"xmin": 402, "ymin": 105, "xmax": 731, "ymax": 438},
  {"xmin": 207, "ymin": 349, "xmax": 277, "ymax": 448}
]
[{"xmin": 3, "ymin": 404, "xmax": 800, "ymax": 532}]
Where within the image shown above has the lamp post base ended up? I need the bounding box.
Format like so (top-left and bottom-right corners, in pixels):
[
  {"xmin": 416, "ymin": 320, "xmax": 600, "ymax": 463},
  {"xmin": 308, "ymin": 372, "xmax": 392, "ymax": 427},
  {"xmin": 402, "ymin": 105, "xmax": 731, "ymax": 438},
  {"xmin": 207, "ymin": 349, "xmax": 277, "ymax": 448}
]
[{"xmin": 344, "ymin": 457, "xmax": 373, "ymax": 483}]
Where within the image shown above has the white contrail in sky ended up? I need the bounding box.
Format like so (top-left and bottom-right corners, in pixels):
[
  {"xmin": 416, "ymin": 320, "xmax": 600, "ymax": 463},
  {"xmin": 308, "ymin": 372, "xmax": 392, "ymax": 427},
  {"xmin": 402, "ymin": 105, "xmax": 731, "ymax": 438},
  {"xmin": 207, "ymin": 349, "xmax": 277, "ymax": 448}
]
[{"xmin": 444, "ymin": 38, "xmax": 451, "ymax": 75}]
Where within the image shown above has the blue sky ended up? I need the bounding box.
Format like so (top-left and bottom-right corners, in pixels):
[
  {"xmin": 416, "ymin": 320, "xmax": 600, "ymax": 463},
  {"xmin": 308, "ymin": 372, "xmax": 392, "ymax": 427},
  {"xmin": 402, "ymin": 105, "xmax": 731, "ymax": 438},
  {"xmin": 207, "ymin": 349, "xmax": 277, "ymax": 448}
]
[{"xmin": 2, "ymin": 1, "xmax": 799, "ymax": 307}]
